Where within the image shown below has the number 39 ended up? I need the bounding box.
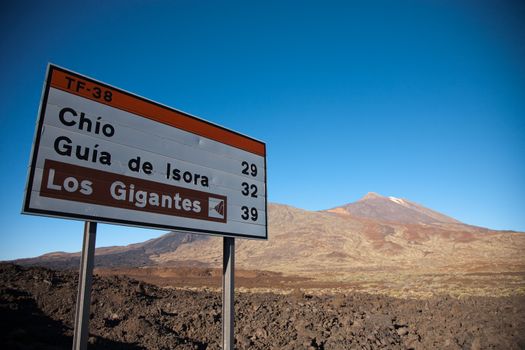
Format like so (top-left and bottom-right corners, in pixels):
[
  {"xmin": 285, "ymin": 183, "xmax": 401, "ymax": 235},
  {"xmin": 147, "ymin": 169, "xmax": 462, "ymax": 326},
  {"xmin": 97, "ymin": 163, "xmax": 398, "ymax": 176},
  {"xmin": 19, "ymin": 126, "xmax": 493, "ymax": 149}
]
[{"xmin": 241, "ymin": 206, "xmax": 258, "ymax": 221}]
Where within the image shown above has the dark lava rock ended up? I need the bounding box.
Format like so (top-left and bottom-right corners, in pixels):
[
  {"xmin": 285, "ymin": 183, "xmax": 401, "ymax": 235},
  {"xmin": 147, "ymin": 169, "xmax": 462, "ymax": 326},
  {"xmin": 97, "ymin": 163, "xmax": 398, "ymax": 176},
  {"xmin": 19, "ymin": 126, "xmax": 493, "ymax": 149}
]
[{"xmin": 1, "ymin": 263, "xmax": 525, "ymax": 349}]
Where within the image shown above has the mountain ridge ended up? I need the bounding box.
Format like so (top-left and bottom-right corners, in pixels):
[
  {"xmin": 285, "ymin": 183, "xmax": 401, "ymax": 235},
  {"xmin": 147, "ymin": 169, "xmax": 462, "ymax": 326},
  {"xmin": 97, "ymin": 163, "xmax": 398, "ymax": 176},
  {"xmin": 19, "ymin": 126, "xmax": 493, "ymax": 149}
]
[{"xmin": 11, "ymin": 194, "xmax": 525, "ymax": 280}]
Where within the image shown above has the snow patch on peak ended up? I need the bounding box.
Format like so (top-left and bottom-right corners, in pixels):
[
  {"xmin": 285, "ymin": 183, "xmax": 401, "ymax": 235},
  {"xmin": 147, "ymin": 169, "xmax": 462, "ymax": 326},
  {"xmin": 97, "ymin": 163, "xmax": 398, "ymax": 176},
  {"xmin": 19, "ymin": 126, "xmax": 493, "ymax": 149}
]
[{"xmin": 389, "ymin": 196, "xmax": 408, "ymax": 206}]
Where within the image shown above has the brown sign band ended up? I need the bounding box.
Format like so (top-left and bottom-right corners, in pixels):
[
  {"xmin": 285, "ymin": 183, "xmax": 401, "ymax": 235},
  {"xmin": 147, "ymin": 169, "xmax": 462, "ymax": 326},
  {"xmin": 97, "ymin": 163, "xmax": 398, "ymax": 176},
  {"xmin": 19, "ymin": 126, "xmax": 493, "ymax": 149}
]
[{"xmin": 40, "ymin": 159, "xmax": 227, "ymax": 223}]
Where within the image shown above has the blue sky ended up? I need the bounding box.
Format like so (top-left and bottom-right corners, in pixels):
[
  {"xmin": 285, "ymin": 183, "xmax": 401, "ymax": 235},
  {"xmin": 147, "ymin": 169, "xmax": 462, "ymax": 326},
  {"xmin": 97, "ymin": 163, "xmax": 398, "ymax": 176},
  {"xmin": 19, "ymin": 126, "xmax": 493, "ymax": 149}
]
[{"xmin": 1, "ymin": 1, "xmax": 524, "ymax": 260}]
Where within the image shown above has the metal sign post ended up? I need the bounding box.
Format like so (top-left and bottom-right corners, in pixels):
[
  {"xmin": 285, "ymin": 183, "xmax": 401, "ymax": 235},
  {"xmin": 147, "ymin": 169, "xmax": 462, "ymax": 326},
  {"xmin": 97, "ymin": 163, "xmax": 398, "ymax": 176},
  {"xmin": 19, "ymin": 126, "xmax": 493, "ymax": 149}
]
[
  {"xmin": 72, "ymin": 221, "xmax": 97, "ymax": 350},
  {"xmin": 222, "ymin": 237, "xmax": 235, "ymax": 350}
]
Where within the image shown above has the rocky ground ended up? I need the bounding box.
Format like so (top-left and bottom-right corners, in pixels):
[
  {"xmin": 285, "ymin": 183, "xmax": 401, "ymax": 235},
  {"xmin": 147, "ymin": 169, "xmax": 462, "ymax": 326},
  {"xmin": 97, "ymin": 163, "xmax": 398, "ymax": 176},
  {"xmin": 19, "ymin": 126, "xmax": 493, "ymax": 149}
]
[{"xmin": 1, "ymin": 263, "xmax": 524, "ymax": 350}]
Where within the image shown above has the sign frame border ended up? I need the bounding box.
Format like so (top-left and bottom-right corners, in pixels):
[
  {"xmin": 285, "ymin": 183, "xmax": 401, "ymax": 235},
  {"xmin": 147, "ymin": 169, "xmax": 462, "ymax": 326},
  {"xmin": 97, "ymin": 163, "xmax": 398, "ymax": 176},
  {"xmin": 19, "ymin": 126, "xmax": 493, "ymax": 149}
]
[{"xmin": 22, "ymin": 63, "xmax": 268, "ymax": 240}]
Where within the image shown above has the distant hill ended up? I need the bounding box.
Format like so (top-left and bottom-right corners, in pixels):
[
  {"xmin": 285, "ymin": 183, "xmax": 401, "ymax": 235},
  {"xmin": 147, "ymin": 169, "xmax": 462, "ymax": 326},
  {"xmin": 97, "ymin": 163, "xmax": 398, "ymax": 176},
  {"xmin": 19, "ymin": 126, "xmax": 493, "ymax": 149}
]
[
  {"xmin": 13, "ymin": 193, "xmax": 525, "ymax": 279},
  {"xmin": 14, "ymin": 231, "xmax": 206, "ymax": 270}
]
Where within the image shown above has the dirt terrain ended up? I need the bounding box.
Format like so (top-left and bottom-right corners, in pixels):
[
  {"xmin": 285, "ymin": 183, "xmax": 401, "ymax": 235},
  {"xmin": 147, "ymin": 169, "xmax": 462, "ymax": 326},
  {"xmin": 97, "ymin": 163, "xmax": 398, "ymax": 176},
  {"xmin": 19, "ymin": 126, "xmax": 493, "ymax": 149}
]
[
  {"xmin": 93, "ymin": 265, "xmax": 525, "ymax": 299},
  {"xmin": 2, "ymin": 263, "xmax": 524, "ymax": 350},
  {"xmin": 6, "ymin": 196, "xmax": 524, "ymax": 348}
]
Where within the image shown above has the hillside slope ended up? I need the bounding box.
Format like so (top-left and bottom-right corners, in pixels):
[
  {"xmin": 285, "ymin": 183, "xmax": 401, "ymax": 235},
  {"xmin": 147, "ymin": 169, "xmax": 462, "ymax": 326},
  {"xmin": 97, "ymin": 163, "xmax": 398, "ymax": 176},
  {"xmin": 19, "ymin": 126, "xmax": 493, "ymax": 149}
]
[{"xmin": 13, "ymin": 194, "xmax": 525, "ymax": 283}]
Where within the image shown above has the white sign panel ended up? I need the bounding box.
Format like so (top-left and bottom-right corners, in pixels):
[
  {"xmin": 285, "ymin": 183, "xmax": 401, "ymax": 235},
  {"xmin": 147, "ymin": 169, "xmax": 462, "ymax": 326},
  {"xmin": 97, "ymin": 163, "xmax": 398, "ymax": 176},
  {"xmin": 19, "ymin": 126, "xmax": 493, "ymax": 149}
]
[{"xmin": 23, "ymin": 64, "xmax": 267, "ymax": 239}]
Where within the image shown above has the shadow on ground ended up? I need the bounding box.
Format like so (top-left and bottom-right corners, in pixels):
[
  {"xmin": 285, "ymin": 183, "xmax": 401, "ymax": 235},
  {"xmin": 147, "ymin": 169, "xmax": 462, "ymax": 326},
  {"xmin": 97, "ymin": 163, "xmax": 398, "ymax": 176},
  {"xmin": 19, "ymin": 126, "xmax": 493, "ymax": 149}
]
[{"xmin": 1, "ymin": 287, "xmax": 143, "ymax": 350}]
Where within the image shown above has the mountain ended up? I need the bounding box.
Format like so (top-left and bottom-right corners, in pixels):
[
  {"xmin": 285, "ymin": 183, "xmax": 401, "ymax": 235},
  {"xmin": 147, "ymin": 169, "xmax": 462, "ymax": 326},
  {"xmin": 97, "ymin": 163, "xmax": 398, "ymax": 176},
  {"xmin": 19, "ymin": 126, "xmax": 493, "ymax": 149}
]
[
  {"xmin": 152, "ymin": 202, "xmax": 524, "ymax": 278},
  {"xmin": 13, "ymin": 193, "xmax": 525, "ymax": 280}
]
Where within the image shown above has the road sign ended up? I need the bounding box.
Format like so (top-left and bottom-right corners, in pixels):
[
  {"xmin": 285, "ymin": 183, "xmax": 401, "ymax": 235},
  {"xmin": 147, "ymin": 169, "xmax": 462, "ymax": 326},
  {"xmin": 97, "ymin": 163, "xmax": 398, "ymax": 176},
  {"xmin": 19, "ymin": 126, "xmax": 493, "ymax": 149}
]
[{"xmin": 23, "ymin": 64, "xmax": 267, "ymax": 239}]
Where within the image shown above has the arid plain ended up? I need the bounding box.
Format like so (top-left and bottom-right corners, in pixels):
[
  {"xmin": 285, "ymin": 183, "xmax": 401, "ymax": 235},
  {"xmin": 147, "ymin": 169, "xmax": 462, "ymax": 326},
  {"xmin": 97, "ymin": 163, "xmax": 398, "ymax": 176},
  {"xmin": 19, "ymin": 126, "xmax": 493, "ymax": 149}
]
[{"xmin": 4, "ymin": 193, "xmax": 525, "ymax": 349}]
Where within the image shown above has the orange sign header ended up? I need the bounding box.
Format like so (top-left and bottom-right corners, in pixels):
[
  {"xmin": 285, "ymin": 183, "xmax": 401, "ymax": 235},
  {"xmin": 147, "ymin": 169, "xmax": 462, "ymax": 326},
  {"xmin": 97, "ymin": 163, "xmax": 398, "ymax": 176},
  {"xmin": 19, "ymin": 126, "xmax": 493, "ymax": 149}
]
[{"xmin": 49, "ymin": 66, "xmax": 266, "ymax": 157}]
